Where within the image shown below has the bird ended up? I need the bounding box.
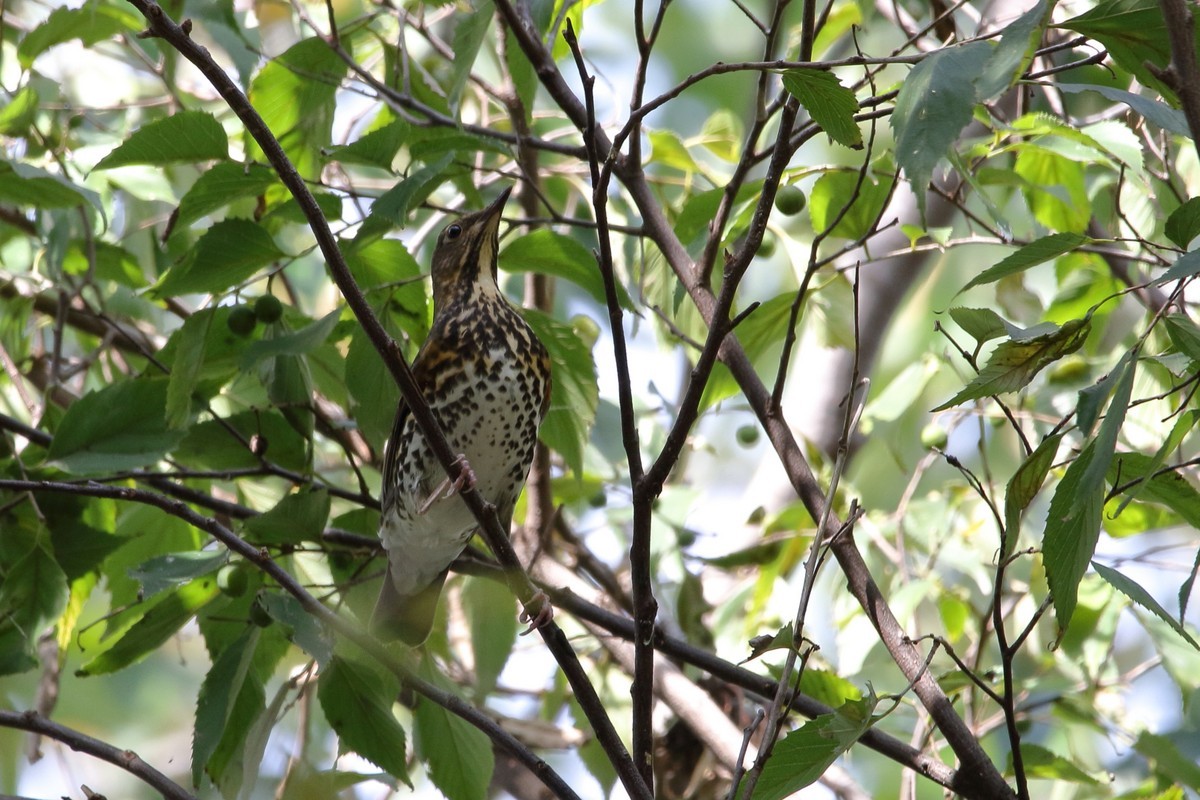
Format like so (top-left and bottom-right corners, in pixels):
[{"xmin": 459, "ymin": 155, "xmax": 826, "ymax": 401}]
[{"xmin": 371, "ymin": 186, "xmax": 552, "ymax": 646}]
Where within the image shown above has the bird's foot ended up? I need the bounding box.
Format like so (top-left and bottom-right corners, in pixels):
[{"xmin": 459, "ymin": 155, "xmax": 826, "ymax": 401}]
[
  {"xmin": 519, "ymin": 590, "xmax": 554, "ymax": 636},
  {"xmin": 417, "ymin": 454, "xmax": 478, "ymax": 515}
]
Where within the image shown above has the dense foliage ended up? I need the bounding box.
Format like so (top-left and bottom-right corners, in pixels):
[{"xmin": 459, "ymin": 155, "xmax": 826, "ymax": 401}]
[{"xmin": 2, "ymin": 0, "xmax": 1200, "ymax": 798}]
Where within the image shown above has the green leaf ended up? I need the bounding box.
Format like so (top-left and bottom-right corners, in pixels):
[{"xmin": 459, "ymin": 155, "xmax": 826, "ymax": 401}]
[
  {"xmin": 701, "ymin": 293, "xmax": 797, "ymax": 409},
  {"xmin": 174, "ymin": 410, "xmax": 309, "ymax": 472},
  {"xmin": 1112, "ymin": 409, "xmax": 1200, "ymax": 517},
  {"xmin": 1043, "ymin": 353, "xmax": 1134, "ymax": 628},
  {"xmin": 172, "ymin": 162, "xmax": 278, "ymax": 234},
  {"xmin": 1164, "ymin": 198, "xmax": 1200, "ymax": 249},
  {"xmin": 959, "ymin": 233, "xmax": 1090, "ymax": 294},
  {"xmin": 17, "ymin": 4, "xmax": 142, "ymax": 68},
  {"xmin": 128, "ymin": 551, "xmax": 228, "ymax": 598},
  {"xmin": 501, "ymin": 229, "xmax": 634, "ymax": 309},
  {"xmin": 0, "ymin": 86, "xmax": 39, "ymax": 136},
  {"xmin": 1108, "ymin": 450, "xmax": 1200, "ymax": 530},
  {"xmin": 242, "ymin": 488, "xmax": 330, "ymax": 545},
  {"xmin": 414, "ymin": 666, "xmax": 493, "ymax": 800},
  {"xmin": 524, "ymin": 310, "xmax": 598, "ymax": 477},
  {"xmin": 77, "ymin": 576, "xmax": 221, "ymax": 676},
  {"xmin": 891, "ymin": 42, "xmax": 990, "ymax": 216},
  {"xmin": 154, "ymin": 219, "xmax": 285, "ymax": 297},
  {"xmin": 167, "ymin": 311, "xmax": 213, "ymax": 429},
  {"xmin": 1015, "ymin": 743, "xmax": 1100, "ymax": 785},
  {"xmin": 1015, "ymin": 146, "xmax": 1090, "ymax": 233},
  {"xmin": 1056, "ymin": 82, "xmax": 1189, "ymax": 136},
  {"xmin": 1133, "ymin": 731, "xmax": 1200, "ymax": 789},
  {"xmin": 328, "ymin": 120, "xmax": 410, "ymax": 171},
  {"xmin": 932, "ymin": 317, "xmax": 1091, "ymax": 411},
  {"xmin": 95, "ymin": 111, "xmax": 229, "ymax": 170},
  {"xmin": 365, "ymin": 153, "xmax": 456, "ymax": 231},
  {"xmin": 0, "ymin": 535, "xmax": 68, "ymax": 676},
  {"xmin": 318, "ymin": 655, "xmax": 410, "ymax": 784},
  {"xmin": 448, "ymin": 1, "xmax": 494, "ymax": 110},
  {"xmin": 699, "ymin": 108, "xmax": 744, "ymax": 163},
  {"xmin": 1003, "ymin": 433, "xmax": 1062, "ymax": 558},
  {"xmin": 248, "ymin": 37, "xmax": 347, "ymax": 181},
  {"xmin": 808, "ymin": 169, "xmax": 891, "ymax": 241},
  {"xmin": 0, "ymin": 162, "xmax": 99, "ymax": 211},
  {"xmin": 1092, "ymin": 562, "xmax": 1199, "ymax": 650},
  {"xmin": 781, "ymin": 69, "xmax": 861, "ymax": 148},
  {"xmin": 258, "ymin": 592, "xmax": 333, "ymax": 665},
  {"xmin": 1164, "ymin": 314, "xmax": 1200, "ymax": 364},
  {"xmin": 462, "ymin": 576, "xmax": 517, "ymax": 700},
  {"xmin": 976, "ymin": 0, "xmax": 1051, "ymax": 99},
  {"xmin": 1151, "ymin": 249, "xmax": 1200, "ymax": 287},
  {"xmin": 346, "ymin": 328, "xmax": 401, "ymax": 449},
  {"xmin": 48, "ymin": 378, "xmax": 186, "ymax": 473},
  {"xmin": 193, "ymin": 627, "xmax": 261, "ymax": 786},
  {"xmin": 752, "ymin": 693, "xmax": 881, "ymax": 800},
  {"xmin": 240, "ymin": 309, "xmax": 342, "ymax": 370},
  {"xmin": 62, "ymin": 240, "xmax": 147, "ymax": 288},
  {"xmin": 948, "ymin": 307, "xmax": 1007, "ymax": 345}
]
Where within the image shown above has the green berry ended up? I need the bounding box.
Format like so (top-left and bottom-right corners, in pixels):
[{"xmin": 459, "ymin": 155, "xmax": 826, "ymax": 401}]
[
  {"xmin": 920, "ymin": 422, "xmax": 949, "ymax": 450},
  {"xmin": 227, "ymin": 305, "xmax": 257, "ymax": 337},
  {"xmin": 736, "ymin": 425, "xmax": 760, "ymax": 446},
  {"xmin": 756, "ymin": 235, "xmax": 776, "ymax": 258},
  {"xmin": 254, "ymin": 294, "xmax": 284, "ymax": 323},
  {"xmin": 249, "ymin": 596, "xmax": 273, "ymax": 628},
  {"xmin": 217, "ymin": 564, "xmax": 250, "ymax": 598},
  {"xmin": 774, "ymin": 185, "xmax": 807, "ymax": 216},
  {"xmin": 1049, "ymin": 355, "xmax": 1089, "ymax": 384}
]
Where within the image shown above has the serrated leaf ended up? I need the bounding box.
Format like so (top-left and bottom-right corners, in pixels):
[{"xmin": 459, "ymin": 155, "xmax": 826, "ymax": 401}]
[
  {"xmin": 1015, "ymin": 146, "xmax": 1090, "ymax": 233},
  {"xmin": 95, "ymin": 111, "xmax": 229, "ymax": 170},
  {"xmin": 752, "ymin": 693, "xmax": 881, "ymax": 800},
  {"xmin": 1044, "ymin": 353, "xmax": 1134, "ymax": 628},
  {"xmin": 1003, "ymin": 433, "xmax": 1062, "ymax": 558},
  {"xmin": 0, "ymin": 537, "xmax": 68, "ymax": 676},
  {"xmin": 172, "ymin": 162, "xmax": 278, "ymax": 234},
  {"xmin": 948, "ymin": 307, "xmax": 1007, "ymax": 344},
  {"xmin": 501, "ymin": 229, "xmax": 633, "ymax": 309},
  {"xmin": 933, "ymin": 317, "xmax": 1091, "ymax": 411},
  {"xmin": 1113, "ymin": 410, "xmax": 1200, "ymax": 518},
  {"xmin": 258, "ymin": 592, "xmax": 333, "ymax": 665},
  {"xmin": 741, "ymin": 623, "xmax": 795, "ymax": 664},
  {"xmin": 17, "ymin": 4, "xmax": 141, "ymax": 68},
  {"xmin": 808, "ymin": 169, "xmax": 890, "ymax": 241},
  {"xmin": 448, "ymin": 1, "xmax": 494, "ymax": 110},
  {"xmin": 366, "ymin": 154, "xmax": 456, "ymax": 230},
  {"xmin": 47, "ymin": 378, "xmax": 185, "ymax": 473},
  {"xmin": 1015, "ymin": 743, "xmax": 1101, "ymax": 784},
  {"xmin": 891, "ymin": 42, "xmax": 990, "ymax": 216},
  {"xmin": 414, "ymin": 664, "xmax": 492, "ymax": 800},
  {"xmin": 167, "ymin": 311, "xmax": 213, "ymax": 428},
  {"xmin": 128, "ymin": 551, "xmax": 228, "ymax": 598},
  {"xmin": 241, "ymin": 309, "xmax": 342, "ymax": 370},
  {"xmin": 77, "ymin": 577, "xmax": 221, "ymax": 676},
  {"xmin": 1092, "ymin": 562, "xmax": 1199, "ymax": 651},
  {"xmin": 242, "ymin": 488, "xmax": 330, "ymax": 545},
  {"xmin": 154, "ymin": 219, "xmax": 285, "ymax": 297},
  {"xmin": 1108, "ymin": 450, "xmax": 1200, "ymax": 529},
  {"xmin": 976, "ymin": 1, "xmax": 1050, "ymax": 99},
  {"xmin": 782, "ymin": 68, "xmax": 861, "ymax": 148},
  {"xmin": 318, "ymin": 655, "xmax": 410, "ymax": 784},
  {"xmin": 328, "ymin": 120, "xmax": 410, "ymax": 170},
  {"xmin": 174, "ymin": 410, "xmax": 309, "ymax": 472},
  {"xmin": 959, "ymin": 233, "xmax": 1090, "ymax": 294},
  {"xmin": 462, "ymin": 576, "xmax": 516, "ymax": 700},
  {"xmin": 523, "ymin": 310, "xmax": 597, "ymax": 477},
  {"xmin": 193, "ymin": 627, "xmax": 261, "ymax": 786},
  {"xmin": 0, "ymin": 162, "xmax": 99, "ymax": 211},
  {"xmin": 1165, "ymin": 197, "xmax": 1200, "ymax": 249},
  {"xmin": 1152, "ymin": 249, "xmax": 1200, "ymax": 287},
  {"xmin": 1057, "ymin": 83, "xmax": 1190, "ymax": 137},
  {"xmin": 1164, "ymin": 314, "xmax": 1200, "ymax": 364}
]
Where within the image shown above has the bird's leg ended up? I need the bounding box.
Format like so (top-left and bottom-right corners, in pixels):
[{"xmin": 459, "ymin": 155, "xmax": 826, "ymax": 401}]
[
  {"xmin": 519, "ymin": 590, "xmax": 554, "ymax": 635},
  {"xmin": 418, "ymin": 454, "xmax": 478, "ymax": 515}
]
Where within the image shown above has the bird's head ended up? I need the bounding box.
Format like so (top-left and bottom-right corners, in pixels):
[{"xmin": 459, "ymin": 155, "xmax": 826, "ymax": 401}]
[{"xmin": 429, "ymin": 185, "xmax": 512, "ymax": 311}]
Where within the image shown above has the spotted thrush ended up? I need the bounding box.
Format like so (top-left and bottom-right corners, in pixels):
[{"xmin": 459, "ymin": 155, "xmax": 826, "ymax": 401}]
[{"xmin": 371, "ymin": 186, "xmax": 552, "ymax": 645}]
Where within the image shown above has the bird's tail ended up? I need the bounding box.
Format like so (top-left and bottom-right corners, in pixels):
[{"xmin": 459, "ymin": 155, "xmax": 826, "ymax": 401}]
[{"xmin": 370, "ymin": 568, "xmax": 449, "ymax": 646}]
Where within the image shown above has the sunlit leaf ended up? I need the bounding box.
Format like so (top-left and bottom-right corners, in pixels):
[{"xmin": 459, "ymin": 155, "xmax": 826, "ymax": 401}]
[
  {"xmin": 524, "ymin": 310, "xmax": 598, "ymax": 477},
  {"xmin": 154, "ymin": 219, "xmax": 285, "ymax": 297},
  {"xmin": 502, "ymin": 229, "xmax": 634, "ymax": 309},
  {"xmin": 959, "ymin": 233, "xmax": 1090, "ymax": 294},
  {"xmin": 95, "ymin": 111, "xmax": 229, "ymax": 170},
  {"xmin": 318, "ymin": 655, "xmax": 411, "ymax": 783},
  {"xmin": 129, "ymin": 551, "xmax": 228, "ymax": 598},
  {"xmin": 782, "ymin": 68, "xmax": 861, "ymax": 148}
]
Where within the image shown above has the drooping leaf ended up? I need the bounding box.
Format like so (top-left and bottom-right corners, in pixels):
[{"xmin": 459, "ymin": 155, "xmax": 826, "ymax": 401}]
[
  {"xmin": 781, "ymin": 68, "xmax": 862, "ymax": 148},
  {"xmin": 128, "ymin": 551, "xmax": 228, "ymax": 598},
  {"xmin": 461, "ymin": 576, "xmax": 517, "ymax": 700},
  {"xmin": 167, "ymin": 311, "xmax": 213, "ymax": 429},
  {"xmin": 933, "ymin": 317, "xmax": 1091, "ymax": 410},
  {"xmin": 0, "ymin": 533, "xmax": 68, "ymax": 676},
  {"xmin": 414, "ymin": 663, "xmax": 493, "ymax": 800},
  {"xmin": 1107, "ymin": 450, "xmax": 1200, "ymax": 530},
  {"xmin": 1043, "ymin": 353, "xmax": 1135, "ymax": 629},
  {"xmin": 193, "ymin": 626, "xmax": 261, "ymax": 786},
  {"xmin": 17, "ymin": 3, "xmax": 142, "ymax": 68},
  {"xmin": 76, "ymin": 576, "xmax": 221, "ymax": 676},
  {"xmin": 1002, "ymin": 433, "xmax": 1062, "ymax": 558},
  {"xmin": 242, "ymin": 488, "xmax": 331, "ymax": 545},
  {"xmin": 0, "ymin": 86, "xmax": 39, "ymax": 136},
  {"xmin": 947, "ymin": 307, "xmax": 1008, "ymax": 345},
  {"xmin": 741, "ymin": 623, "xmax": 795, "ymax": 664},
  {"xmin": 523, "ymin": 309, "xmax": 598, "ymax": 477},
  {"xmin": 447, "ymin": 1, "xmax": 494, "ymax": 110},
  {"xmin": 317, "ymin": 655, "xmax": 411, "ymax": 784},
  {"xmin": 1056, "ymin": 83, "xmax": 1190, "ymax": 137},
  {"xmin": 346, "ymin": 328, "xmax": 401, "ymax": 449},
  {"xmin": 240, "ymin": 309, "xmax": 342, "ymax": 370},
  {"xmin": 976, "ymin": 0, "xmax": 1051, "ymax": 99},
  {"xmin": 1164, "ymin": 315, "xmax": 1200, "ymax": 365},
  {"xmin": 1015, "ymin": 743, "xmax": 1101, "ymax": 785},
  {"xmin": 1164, "ymin": 197, "xmax": 1200, "ymax": 249},
  {"xmin": 95, "ymin": 111, "xmax": 229, "ymax": 170},
  {"xmin": 959, "ymin": 233, "xmax": 1090, "ymax": 294},
  {"xmin": 48, "ymin": 378, "xmax": 185, "ymax": 473},
  {"xmin": 502, "ymin": 229, "xmax": 634, "ymax": 309},
  {"xmin": 154, "ymin": 219, "xmax": 285, "ymax": 297},
  {"xmin": 891, "ymin": 41, "xmax": 990, "ymax": 216},
  {"xmin": 1151, "ymin": 249, "xmax": 1200, "ymax": 287},
  {"xmin": 752, "ymin": 692, "xmax": 881, "ymax": 800},
  {"xmin": 1092, "ymin": 562, "xmax": 1199, "ymax": 651},
  {"xmin": 702, "ymin": 293, "xmax": 798, "ymax": 409}
]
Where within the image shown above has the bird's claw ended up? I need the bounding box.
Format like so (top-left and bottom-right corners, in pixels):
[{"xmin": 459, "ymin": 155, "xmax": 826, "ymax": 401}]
[
  {"xmin": 418, "ymin": 454, "xmax": 477, "ymax": 515},
  {"xmin": 519, "ymin": 590, "xmax": 554, "ymax": 635}
]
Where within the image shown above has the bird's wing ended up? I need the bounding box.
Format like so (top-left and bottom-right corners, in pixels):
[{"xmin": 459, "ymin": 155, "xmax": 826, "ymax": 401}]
[{"xmin": 380, "ymin": 338, "xmax": 440, "ymax": 514}]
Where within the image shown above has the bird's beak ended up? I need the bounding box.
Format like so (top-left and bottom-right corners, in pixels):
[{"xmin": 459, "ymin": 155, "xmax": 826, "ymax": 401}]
[{"xmin": 483, "ymin": 184, "xmax": 513, "ymax": 227}]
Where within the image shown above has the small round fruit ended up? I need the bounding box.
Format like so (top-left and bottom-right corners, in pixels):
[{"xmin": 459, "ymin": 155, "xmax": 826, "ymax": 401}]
[
  {"xmin": 217, "ymin": 564, "xmax": 250, "ymax": 598},
  {"xmin": 227, "ymin": 305, "xmax": 257, "ymax": 337},
  {"xmin": 572, "ymin": 314, "xmax": 601, "ymax": 350},
  {"xmin": 736, "ymin": 425, "xmax": 760, "ymax": 446},
  {"xmin": 920, "ymin": 422, "xmax": 949, "ymax": 450},
  {"xmin": 1049, "ymin": 355, "xmax": 1089, "ymax": 384},
  {"xmin": 756, "ymin": 235, "xmax": 776, "ymax": 258},
  {"xmin": 774, "ymin": 185, "xmax": 807, "ymax": 216},
  {"xmin": 254, "ymin": 294, "xmax": 284, "ymax": 324},
  {"xmin": 587, "ymin": 490, "xmax": 607, "ymax": 508},
  {"xmin": 249, "ymin": 596, "xmax": 273, "ymax": 628}
]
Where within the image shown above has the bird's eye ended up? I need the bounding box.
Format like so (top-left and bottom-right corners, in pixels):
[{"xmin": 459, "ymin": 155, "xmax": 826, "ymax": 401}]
[{"xmin": 445, "ymin": 223, "xmax": 463, "ymax": 241}]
